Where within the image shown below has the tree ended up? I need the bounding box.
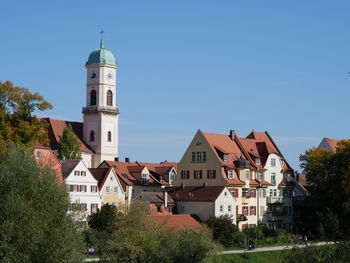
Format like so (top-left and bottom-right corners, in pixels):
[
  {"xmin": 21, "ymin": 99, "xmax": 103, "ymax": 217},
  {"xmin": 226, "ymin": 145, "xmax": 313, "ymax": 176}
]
[
  {"xmin": 57, "ymin": 123, "xmax": 81, "ymax": 160},
  {"xmin": 0, "ymin": 81, "xmax": 52, "ymax": 154},
  {"xmin": 206, "ymin": 215, "xmax": 239, "ymax": 247},
  {"xmin": 299, "ymin": 141, "xmax": 350, "ymax": 238},
  {"xmin": 0, "ymin": 146, "xmax": 85, "ymax": 262}
]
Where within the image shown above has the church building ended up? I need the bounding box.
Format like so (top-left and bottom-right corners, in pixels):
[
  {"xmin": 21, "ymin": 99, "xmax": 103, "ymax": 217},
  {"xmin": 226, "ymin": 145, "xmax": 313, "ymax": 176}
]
[{"xmin": 44, "ymin": 39, "xmax": 119, "ymax": 168}]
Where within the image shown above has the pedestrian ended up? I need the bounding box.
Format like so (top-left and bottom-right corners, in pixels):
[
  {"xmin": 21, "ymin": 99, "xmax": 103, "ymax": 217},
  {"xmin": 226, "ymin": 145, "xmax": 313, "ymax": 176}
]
[
  {"xmin": 304, "ymin": 235, "xmax": 308, "ymax": 244},
  {"xmin": 252, "ymin": 240, "xmax": 255, "ymax": 249},
  {"xmin": 248, "ymin": 239, "xmax": 252, "ymax": 250}
]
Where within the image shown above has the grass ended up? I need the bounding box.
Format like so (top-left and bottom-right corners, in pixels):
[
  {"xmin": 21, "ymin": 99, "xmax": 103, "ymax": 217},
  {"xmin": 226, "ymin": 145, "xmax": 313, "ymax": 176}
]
[{"xmin": 218, "ymin": 250, "xmax": 290, "ymax": 263}]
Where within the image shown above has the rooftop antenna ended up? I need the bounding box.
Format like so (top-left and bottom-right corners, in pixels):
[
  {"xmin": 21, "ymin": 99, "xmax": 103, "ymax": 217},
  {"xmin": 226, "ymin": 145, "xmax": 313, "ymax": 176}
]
[{"xmin": 100, "ymin": 28, "xmax": 104, "ymax": 48}]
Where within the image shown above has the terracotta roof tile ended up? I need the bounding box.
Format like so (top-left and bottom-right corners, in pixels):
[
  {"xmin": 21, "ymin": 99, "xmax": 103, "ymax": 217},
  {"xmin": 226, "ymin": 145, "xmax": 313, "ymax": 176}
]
[
  {"xmin": 324, "ymin": 137, "xmax": 341, "ymax": 153},
  {"xmin": 166, "ymin": 186, "xmax": 226, "ymax": 202},
  {"xmin": 60, "ymin": 159, "xmax": 80, "ymax": 179},
  {"xmin": 136, "ymin": 192, "xmax": 175, "ymax": 205},
  {"xmin": 145, "ymin": 214, "xmax": 202, "ymax": 232},
  {"xmin": 89, "ymin": 168, "xmax": 111, "ymax": 189}
]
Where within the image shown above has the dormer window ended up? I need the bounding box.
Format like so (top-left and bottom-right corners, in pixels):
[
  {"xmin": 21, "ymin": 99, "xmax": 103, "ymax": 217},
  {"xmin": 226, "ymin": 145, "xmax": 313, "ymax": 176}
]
[
  {"xmin": 223, "ymin": 154, "xmax": 228, "ymax": 163},
  {"xmin": 259, "ymin": 171, "xmax": 264, "ymax": 181},
  {"xmin": 36, "ymin": 150, "xmax": 41, "ymax": 159},
  {"xmin": 255, "ymin": 158, "xmax": 260, "ymax": 165},
  {"xmin": 141, "ymin": 173, "xmax": 149, "ymax": 185},
  {"xmin": 245, "ymin": 170, "xmax": 250, "ymax": 181},
  {"xmin": 228, "ymin": 170, "xmax": 234, "ymax": 179}
]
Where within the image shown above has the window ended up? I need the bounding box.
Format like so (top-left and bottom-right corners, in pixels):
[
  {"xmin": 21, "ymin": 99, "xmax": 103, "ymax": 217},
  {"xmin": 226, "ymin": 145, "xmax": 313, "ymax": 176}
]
[
  {"xmin": 243, "ymin": 206, "xmax": 248, "ymax": 216},
  {"xmin": 228, "ymin": 205, "xmax": 232, "ymax": 212},
  {"xmin": 245, "ymin": 170, "xmax": 250, "ymax": 181},
  {"xmin": 259, "ymin": 171, "xmax": 264, "ymax": 181},
  {"xmin": 107, "ymin": 131, "xmax": 112, "ymax": 142},
  {"xmin": 223, "ymin": 154, "xmax": 228, "ymax": 163},
  {"xmin": 220, "ymin": 205, "xmax": 223, "ymax": 212},
  {"xmin": 81, "ymin": 185, "xmax": 87, "ymax": 192},
  {"xmin": 202, "ymin": 152, "xmax": 207, "ymax": 162},
  {"xmin": 106, "ymin": 186, "xmax": 110, "ymax": 194},
  {"xmin": 250, "ymin": 206, "xmax": 256, "ymax": 216},
  {"xmin": 81, "ymin": 203, "xmax": 87, "ymax": 211},
  {"xmin": 114, "ymin": 186, "xmax": 118, "ymax": 193},
  {"xmin": 107, "ymin": 90, "xmax": 113, "ymax": 106},
  {"xmin": 191, "ymin": 152, "xmax": 195, "ymax": 162},
  {"xmin": 36, "ymin": 150, "xmax": 41, "ymax": 159},
  {"xmin": 196, "ymin": 152, "xmax": 202, "ymax": 163},
  {"xmin": 157, "ymin": 206, "xmax": 161, "ymax": 213},
  {"xmin": 270, "ymin": 189, "xmax": 273, "ymax": 197},
  {"xmin": 194, "ymin": 170, "xmax": 202, "ymax": 179},
  {"xmin": 181, "ymin": 170, "xmax": 189, "ymax": 179},
  {"xmin": 250, "ymin": 189, "xmax": 256, "ymax": 197},
  {"xmin": 91, "ymin": 204, "xmax": 98, "ymax": 214},
  {"xmin": 73, "ymin": 185, "xmax": 78, "ymax": 192},
  {"xmin": 271, "ymin": 173, "xmax": 276, "ymax": 185},
  {"xmin": 242, "ymin": 188, "xmax": 249, "ymax": 197},
  {"xmin": 90, "ymin": 130, "xmax": 95, "ymax": 142},
  {"xmin": 228, "ymin": 170, "xmax": 234, "ymax": 179},
  {"xmin": 260, "ymin": 189, "xmax": 265, "ymax": 198},
  {"xmin": 180, "ymin": 206, "xmax": 185, "ymax": 213},
  {"xmin": 91, "ymin": 185, "xmax": 98, "ymax": 192},
  {"xmin": 90, "ymin": 90, "xmax": 96, "ymax": 105},
  {"xmin": 255, "ymin": 158, "xmax": 260, "ymax": 165},
  {"xmin": 271, "ymin": 158, "xmax": 276, "ymax": 167},
  {"xmin": 132, "ymin": 189, "xmax": 136, "ymax": 198},
  {"xmin": 207, "ymin": 170, "xmax": 216, "ymax": 179},
  {"xmin": 273, "ymin": 189, "xmax": 277, "ymax": 197},
  {"xmin": 141, "ymin": 173, "xmax": 149, "ymax": 184}
]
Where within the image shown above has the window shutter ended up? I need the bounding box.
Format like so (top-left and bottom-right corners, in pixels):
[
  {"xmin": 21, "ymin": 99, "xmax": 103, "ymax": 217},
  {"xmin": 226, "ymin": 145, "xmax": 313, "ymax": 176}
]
[
  {"xmin": 213, "ymin": 170, "xmax": 216, "ymax": 179},
  {"xmin": 254, "ymin": 189, "xmax": 256, "ymax": 197},
  {"xmin": 236, "ymin": 205, "xmax": 238, "ymax": 215},
  {"xmin": 200, "ymin": 170, "xmax": 202, "ymax": 179},
  {"xmin": 248, "ymin": 206, "xmax": 251, "ymax": 216},
  {"xmin": 91, "ymin": 185, "xmax": 93, "ymax": 192},
  {"xmin": 254, "ymin": 206, "xmax": 256, "ymax": 215},
  {"xmin": 70, "ymin": 185, "xmax": 73, "ymax": 192},
  {"xmin": 193, "ymin": 171, "xmax": 196, "ymax": 179},
  {"xmin": 207, "ymin": 170, "xmax": 209, "ymax": 179},
  {"xmin": 90, "ymin": 204, "xmax": 93, "ymax": 215},
  {"xmin": 250, "ymin": 171, "xmax": 252, "ymax": 180},
  {"xmin": 235, "ymin": 189, "xmax": 239, "ymax": 198},
  {"xmin": 181, "ymin": 171, "xmax": 184, "ymax": 179}
]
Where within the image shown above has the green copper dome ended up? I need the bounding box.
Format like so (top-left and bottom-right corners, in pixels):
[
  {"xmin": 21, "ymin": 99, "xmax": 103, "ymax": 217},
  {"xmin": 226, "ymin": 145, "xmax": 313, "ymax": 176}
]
[{"xmin": 86, "ymin": 39, "xmax": 117, "ymax": 66}]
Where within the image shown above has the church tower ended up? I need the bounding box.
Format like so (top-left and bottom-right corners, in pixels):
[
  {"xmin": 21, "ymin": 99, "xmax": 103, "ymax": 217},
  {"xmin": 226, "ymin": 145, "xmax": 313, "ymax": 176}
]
[{"xmin": 83, "ymin": 39, "xmax": 119, "ymax": 168}]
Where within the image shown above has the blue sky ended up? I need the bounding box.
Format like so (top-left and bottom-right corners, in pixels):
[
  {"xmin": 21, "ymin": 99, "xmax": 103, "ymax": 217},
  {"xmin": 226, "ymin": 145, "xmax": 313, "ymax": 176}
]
[{"xmin": 1, "ymin": 1, "xmax": 350, "ymax": 171}]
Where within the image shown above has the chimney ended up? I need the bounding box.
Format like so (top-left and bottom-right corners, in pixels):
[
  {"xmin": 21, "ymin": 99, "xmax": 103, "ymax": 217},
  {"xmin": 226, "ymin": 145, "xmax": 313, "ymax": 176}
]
[
  {"xmin": 203, "ymin": 182, "xmax": 207, "ymax": 187},
  {"xmin": 296, "ymin": 173, "xmax": 300, "ymax": 182},
  {"xmin": 229, "ymin": 129, "xmax": 236, "ymax": 140},
  {"xmin": 181, "ymin": 182, "xmax": 185, "ymax": 189},
  {"xmin": 114, "ymin": 157, "xmax": 119, "ymax": 162},
  {"xmin": 163, "ymin": 191, "xmax": 168, "ymax": 208},
  {"xmin": 125, "ymin": 157, "xmax": 130, "ymax": 163}
]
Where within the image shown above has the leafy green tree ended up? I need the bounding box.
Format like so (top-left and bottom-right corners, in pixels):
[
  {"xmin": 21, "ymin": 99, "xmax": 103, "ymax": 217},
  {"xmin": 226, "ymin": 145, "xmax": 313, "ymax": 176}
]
[
  {"xmin": 57, "ymin": 123, "xmax": 81, "ymax": 160},
  {"xmin": 0, "ymin": 81, "xmax": 52, "ymax": 154},
  {"xmin": 299, "ymin": 141, "xmax": 350, "ymax": 238},
  {"xmin": 0, "ymin": 146, "xmax": 85, "ymax": 262},
  {"xmin": 206, "ymin": 215, "xmax": 239, "ymax": 247}
]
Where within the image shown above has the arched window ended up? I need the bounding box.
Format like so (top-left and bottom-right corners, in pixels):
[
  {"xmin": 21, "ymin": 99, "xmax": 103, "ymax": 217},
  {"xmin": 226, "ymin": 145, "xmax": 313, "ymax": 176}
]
[
  {"xmin": 107, "ymin": 131, "xmax": 112, "ymax": 142},
  {"xmin": 107, "ymin": 90, "xmax": 113, "ymax": 106},
  {"xmin": 90, "ymin": 130, "xmax": 95, "ymax": 142},
  {"xmin": 90, "ymin": 90, "xmax": 96, "ymax": 106}
]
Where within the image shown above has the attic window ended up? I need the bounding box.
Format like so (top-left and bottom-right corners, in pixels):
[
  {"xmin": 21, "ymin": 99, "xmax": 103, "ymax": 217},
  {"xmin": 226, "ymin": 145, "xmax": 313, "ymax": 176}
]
[
  {"xmin": 255, "ymin": 158, "xmax": 260, "ymax": 165},
  {"xmin": 228, "ymin": 170, "xmax": 234, "ymax": 179},
  {"xmin": 141, "ymin": 173, "xmax": 149, "ymax": 185},
  {"xmin": 36, "ymin": 150, "xmax": 41, "ymax": 159},
  {"xmin": 223, "ymin": 154, "xmax": 228, "ymax": 163}
]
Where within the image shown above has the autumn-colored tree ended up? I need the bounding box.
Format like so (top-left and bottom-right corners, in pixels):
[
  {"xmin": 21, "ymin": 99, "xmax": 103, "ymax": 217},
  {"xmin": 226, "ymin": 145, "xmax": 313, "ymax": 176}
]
[
  {"xmin": 0, "ymin": 81, "xmax": 52, "ymax": 154},
  {"xmin": 299, "ymin": 141, "xmax": 350, "ymax": 238},
  {"xmin": 57, "ymin": 124, "xmax": 81, "ymax": 160}
]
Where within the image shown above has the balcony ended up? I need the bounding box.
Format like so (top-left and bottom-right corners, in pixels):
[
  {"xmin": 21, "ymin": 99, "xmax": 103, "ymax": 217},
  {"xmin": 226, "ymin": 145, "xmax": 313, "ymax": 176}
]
[
  {"xmin": 82, "ymin": 106, "xmax": 120, "ymax": 115},
  {"xmin": 266, "ymin": 196, "xmax": 288, "ymax": 204}
]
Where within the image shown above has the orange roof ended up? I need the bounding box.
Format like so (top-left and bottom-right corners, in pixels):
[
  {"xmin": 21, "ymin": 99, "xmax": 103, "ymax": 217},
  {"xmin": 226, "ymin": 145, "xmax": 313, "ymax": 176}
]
[
  {"xmin": 43, "ymin": 118, "xmax": 92, "ymax": 153},
  {"xmin": 145, "ymin": 214, "xmax": 202, "ymax": 232},
  {"xmin": 33, "ymin": 146, "xmax": 63, "ymax": 183},
  {"xmin": 89, "ymin": 167, "xmax": 113, "ymax": 190},
  {"xmin": 324, "ymin": 137, "xmax": 341, "ymax": 153}
]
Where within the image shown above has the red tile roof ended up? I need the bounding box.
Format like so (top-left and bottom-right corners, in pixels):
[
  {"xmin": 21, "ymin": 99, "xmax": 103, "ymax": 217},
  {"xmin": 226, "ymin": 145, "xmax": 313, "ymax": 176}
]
[
  {"xmin": 324, "ymin": 137, "xmax": 340, "ymax": 153},
  {"xmin": 89, "ymin": 167, "xmax": 112, "ymax": 190},
  {"xmin": 145, "ymin": 214, "xmax": 202, "ymax": 232},
  {"xmin": 33, "ymin": 146, "xmax": 63, "ymax": 183},
  {"xmin": 60, "ymin": 159, "xmax": 80, "ymax": 179},
  {"xmin": 166, "ymin": 185, "xmax": 227, "ymax": 202},
  {"xmin": 43, "ymin": 118, "xmax": 92, "ymax": 153}
]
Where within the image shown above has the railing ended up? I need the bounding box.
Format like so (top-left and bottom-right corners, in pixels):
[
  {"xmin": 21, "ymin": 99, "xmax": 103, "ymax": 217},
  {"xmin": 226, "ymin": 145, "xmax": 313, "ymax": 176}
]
[
  {"xmin": 82, "ymin": 106, "xmax": 120, "ymax": 115},
  {"xmin": 266, "ymin": 196, "xmax": 288, "ymax": 204}
]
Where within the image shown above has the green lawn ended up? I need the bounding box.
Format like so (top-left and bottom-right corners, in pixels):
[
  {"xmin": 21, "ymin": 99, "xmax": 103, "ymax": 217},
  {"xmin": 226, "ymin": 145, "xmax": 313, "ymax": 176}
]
[{"xmin": 218, "ymin": 250, "xmax": 290, "ymax": 263}]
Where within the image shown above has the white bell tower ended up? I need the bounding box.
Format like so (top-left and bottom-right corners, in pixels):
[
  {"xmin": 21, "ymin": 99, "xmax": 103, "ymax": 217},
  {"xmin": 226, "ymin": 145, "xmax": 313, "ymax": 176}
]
[{"xmin": 83, "ymin": 37, "xmax": 119, "ymax": 167}]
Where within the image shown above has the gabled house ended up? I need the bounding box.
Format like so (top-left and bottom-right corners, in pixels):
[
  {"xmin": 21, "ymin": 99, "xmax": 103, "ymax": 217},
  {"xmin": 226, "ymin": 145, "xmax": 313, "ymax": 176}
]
[
  {"xmin": 318, "ymin": 137, "xmax": 341, "ymax": 153},
  {"xmin": 89, "ymin": 167, "xmax": 125, "ymax": 208},
  {"xmin": 167, "ymin": 185, "xmax": 236, "ymax": 222},
  {"xmin": 61, "ymin": 159, "xmax": 102, "ymax": 220},
  {"xmin": 33, "ymin": 145, "xmax": 63, "ymax": 184},
  {"xmin": 137, "ymin": 162, "xmax": 178, "ymax": 185},
  {"xmin": 98, "ymin": 160, "xmax": 167, "ymax": 206}
]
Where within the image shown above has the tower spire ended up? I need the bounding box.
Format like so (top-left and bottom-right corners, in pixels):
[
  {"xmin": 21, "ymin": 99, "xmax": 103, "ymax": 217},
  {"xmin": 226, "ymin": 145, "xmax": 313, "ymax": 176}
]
[{"xmin": 100, "ymin": 29, "xmax": 104, "ymax": 48}]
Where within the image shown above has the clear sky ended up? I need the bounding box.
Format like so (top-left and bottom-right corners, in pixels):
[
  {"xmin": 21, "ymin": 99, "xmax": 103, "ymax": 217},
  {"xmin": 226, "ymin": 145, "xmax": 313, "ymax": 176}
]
[{"xmin": 1, "ymin": 1, "xmax": 350, "ymax": 171}]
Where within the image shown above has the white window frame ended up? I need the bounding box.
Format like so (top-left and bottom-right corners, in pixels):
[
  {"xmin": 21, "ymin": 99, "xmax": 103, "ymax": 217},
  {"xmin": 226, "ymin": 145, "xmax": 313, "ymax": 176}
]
[
  {"xmin": 228, "ymin": 170, "xmax": 234, "ymax": 179},
  {"xmin": 271, "ymin": 158, "xmax": 276, "ymax": 167},
  {"xmin": 106, "ymin": 186, "xmax": 110, "ymax": 194},
  {"xmin": 196, "ymin": 152, "xmax": 202, "ymax": 163},
  {"xmin": 114, "ymin": 186, "xmax": 118, "ymax": 193},
  {"xmin": 245, "ymin": 170, "xmax": 250, "ymax": 181},
  {"xmin": 228, "ymin": 205, "xmax": 232, "ymax": 212},
  {"xmin": 271, "ymin": 173, "xmax": 276, "ymax": 185},
  {"xmin": 220, "ymin": 205, "xmax": 223, "ymax": 212}
]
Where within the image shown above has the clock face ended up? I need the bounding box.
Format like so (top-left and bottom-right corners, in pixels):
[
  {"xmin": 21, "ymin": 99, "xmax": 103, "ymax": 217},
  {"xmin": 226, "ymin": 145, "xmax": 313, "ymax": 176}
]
[
  {"xmin": 107, "ymin": 72, "xmax": 113, "ymax": 80},
  {"xmin": 90, "ymin": 72, "xmax": 97, "ymax": 80}
]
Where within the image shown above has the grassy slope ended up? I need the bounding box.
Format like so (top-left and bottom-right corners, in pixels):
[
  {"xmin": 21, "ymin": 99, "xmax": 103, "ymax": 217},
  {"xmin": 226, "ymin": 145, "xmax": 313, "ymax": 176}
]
[{"xmin": 219, "ymin": 250, "xmax": 290, "ymax": 263}]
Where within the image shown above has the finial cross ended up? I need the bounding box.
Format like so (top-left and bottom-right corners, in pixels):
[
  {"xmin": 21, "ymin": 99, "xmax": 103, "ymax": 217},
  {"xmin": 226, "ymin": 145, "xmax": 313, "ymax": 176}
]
[{"xmin": 100, "ymin": 29, "xmax": 104, "ymax": 40}]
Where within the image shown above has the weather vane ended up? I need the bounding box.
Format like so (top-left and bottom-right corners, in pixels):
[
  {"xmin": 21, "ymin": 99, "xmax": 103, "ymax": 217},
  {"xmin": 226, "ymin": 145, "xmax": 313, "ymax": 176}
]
[{"xmin": 100, "ymin": 29, "xmax": 104, "ymax": 40}]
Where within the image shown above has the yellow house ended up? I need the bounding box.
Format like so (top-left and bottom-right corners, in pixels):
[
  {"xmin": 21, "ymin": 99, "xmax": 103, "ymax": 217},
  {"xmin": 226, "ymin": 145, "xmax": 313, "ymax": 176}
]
[{"xmin": 174, "ymin": 129, "xmax": 294, "ymax": 231}]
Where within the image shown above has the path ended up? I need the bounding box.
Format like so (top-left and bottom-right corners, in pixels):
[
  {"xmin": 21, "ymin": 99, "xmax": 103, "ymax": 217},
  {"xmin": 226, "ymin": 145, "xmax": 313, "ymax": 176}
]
[{"xmin": 219, "ymin": 241, "xmax": 334, "ymax": 255}]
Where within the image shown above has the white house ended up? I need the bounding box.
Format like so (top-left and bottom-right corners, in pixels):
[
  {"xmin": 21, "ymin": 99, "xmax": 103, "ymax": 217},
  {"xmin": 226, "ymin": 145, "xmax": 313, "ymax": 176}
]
[
  {"xmin": 61, "ymin": 159, "xmax": 102, "ymax": 221},
  {"xmin": 167, "ymin": 185, "xmax": 236, "ymax": 222}
]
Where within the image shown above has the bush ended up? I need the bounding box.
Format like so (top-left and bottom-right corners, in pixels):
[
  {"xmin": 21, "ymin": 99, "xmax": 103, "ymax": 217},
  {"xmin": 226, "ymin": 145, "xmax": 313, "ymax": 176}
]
[{"xmin": 206, "ymin": 215, "xmax": 238, "ymax": 247}]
